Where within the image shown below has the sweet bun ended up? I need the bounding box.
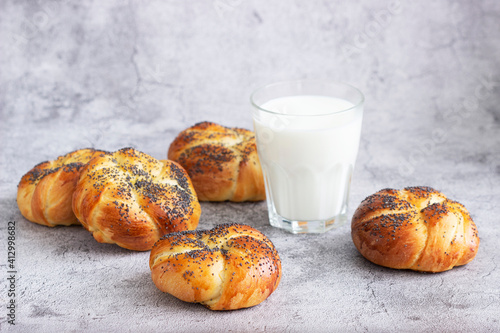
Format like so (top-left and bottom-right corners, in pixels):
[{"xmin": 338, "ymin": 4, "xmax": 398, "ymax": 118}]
[
  {"xmin": 351, "ymin": 186, "xmax": 479, "ymax": 273},
  {"xmin": 167, "ymin": 121, "xmax": 265, "ymax": 202},
  {"xmin": 72, "ymin": 147, "xmax": 201, "ymax": 251},
  {"xmin": 149, "ymin": 223, "xmax": 281, "ymax": 310},
  {"xmin": 17, "ymin": 148, "xmax": 105, "ymax": 227}
]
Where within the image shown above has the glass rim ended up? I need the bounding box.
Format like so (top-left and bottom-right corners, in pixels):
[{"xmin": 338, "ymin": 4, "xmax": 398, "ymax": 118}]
[{"xmin": 250, "ymin": 79, "xmax": 365, "ymax": 117}]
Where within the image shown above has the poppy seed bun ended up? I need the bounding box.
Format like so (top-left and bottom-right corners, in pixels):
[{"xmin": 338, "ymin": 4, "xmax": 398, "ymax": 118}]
[
  {"xmin": 149, "ymin": 223, "xmax": 281, "ymax": 310},
  {"xmin": 72, "ymin": 147, "xmax": 201, "ymax": 251},
  {"xmin": 168, "ymin": 122, "xmax": 265, "ymax": 202},
  {"xmin": 351, "ymin": 186, "xmax": 479, "ymax": 273}
]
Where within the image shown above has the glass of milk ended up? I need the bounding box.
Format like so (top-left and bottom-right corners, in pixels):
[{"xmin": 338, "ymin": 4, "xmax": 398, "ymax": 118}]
[{"xmin": 251, "ymin": 80, "xmax": 364, "ymax": 233}]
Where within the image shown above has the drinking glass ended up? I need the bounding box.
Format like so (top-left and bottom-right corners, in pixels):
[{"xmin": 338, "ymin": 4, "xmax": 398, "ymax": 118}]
[{"xmin": 251, "ymin": 80, "xmax": 364, "ymax": 233}]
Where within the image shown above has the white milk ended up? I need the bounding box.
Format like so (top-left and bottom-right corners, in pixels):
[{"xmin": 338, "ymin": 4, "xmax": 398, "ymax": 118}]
[{"xmin": 254, "ymin": 95, "xmax": 362, "ymax": 221}]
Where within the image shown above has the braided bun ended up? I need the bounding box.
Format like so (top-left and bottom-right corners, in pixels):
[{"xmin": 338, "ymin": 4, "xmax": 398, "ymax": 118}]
[
  {"xmin": 72, "ymin": 147, "xmax": 201, "ymax": 251},
  {"xmin": 351, "ymin": 186, "xmax": 479, "ymax": 272},
  {"xmin": 167, "ymin": 122, "xmax": 265, "ymax": 202},
  {"xmin": 149, "ymin": 223, "xmax": 281, "ymax": 310},
  {"xmin": 17, "ymin": 148, "xmax": 105, "ymax": 227}
]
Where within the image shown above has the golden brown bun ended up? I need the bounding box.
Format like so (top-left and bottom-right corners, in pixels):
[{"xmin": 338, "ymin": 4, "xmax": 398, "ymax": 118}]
[
  {"xmin": 17, "ymin": 148, "xmax": 105, "ymax": 227},
  {"xmin": 72, "ymin": 147, "xmax": 201, "ymax": 251},
  {"xmin": 149, "ymin": 223, "xmax": 281, "ymax": 310},
  {"xmin": 168, "ymin": 121, "xmax": 265, "ymax": 202},
  {"xmin": 351, "ymin": 186, "xmax": 479, "ymax": 273}
]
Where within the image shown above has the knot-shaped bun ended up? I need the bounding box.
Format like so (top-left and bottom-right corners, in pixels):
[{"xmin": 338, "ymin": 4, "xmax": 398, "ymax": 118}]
[
  {"xmin": 17, "ymin": 148, "xmax": 105, "ymax": 227},
  {"xmin": 351, "ymin": 186, "xmax": 479, "ymax": 272},
  {"xmin": 72, "ymin": 147, "xmax": 201, "ymax": 251},
  {"xmin": 168, "ymin": 122, "xmax": 265, "ymax": 202},
  {"xmin": 149, "ymin": 223, "xmax": 281, "ymax": 310}
]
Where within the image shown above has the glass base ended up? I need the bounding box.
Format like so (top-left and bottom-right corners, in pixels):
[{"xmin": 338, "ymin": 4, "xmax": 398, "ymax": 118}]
[{"xmin": 269, "ymin": 212, "xmax": 347, "ymax": 234}]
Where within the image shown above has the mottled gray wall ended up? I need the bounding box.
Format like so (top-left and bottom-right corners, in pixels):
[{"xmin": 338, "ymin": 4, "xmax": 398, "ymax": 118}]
[
  {"xmin": 1, "ymin": 1, "xmax": 499, "ymax": 331},
  {"xmin": 2, "ymin": 1, "xmax": 498, "ymax": 187}
]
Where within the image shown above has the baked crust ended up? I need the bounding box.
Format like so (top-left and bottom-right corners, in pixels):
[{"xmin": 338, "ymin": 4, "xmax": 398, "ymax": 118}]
[
  {"xmin": 351, "ymin": 186, "xmax": 479, "ymax": 272},
  {"xmin": 149, "ymin": 223, "xmax": 281, "ymax": 310},
  {"xmin": 168, "ymin": 122, "xmax": 265, "ymax": 202},
  {"xmin": 72, "ymin": 147, "xmax": 201, "ymax": 251},
  {"xmin": 17, "ymin": 148, "xmax": 105, "ymax": 227}
]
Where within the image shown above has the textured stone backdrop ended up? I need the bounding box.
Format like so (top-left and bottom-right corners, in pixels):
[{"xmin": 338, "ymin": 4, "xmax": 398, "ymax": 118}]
[{"xmin": 1, "ymin": 1, "xmax": 499, "ymax": 332}]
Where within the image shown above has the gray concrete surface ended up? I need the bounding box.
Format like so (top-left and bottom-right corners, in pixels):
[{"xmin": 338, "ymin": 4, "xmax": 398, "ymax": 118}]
[{"xmin": 1, "ymin": 1, "xmax": 499, "ymax": 332}]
